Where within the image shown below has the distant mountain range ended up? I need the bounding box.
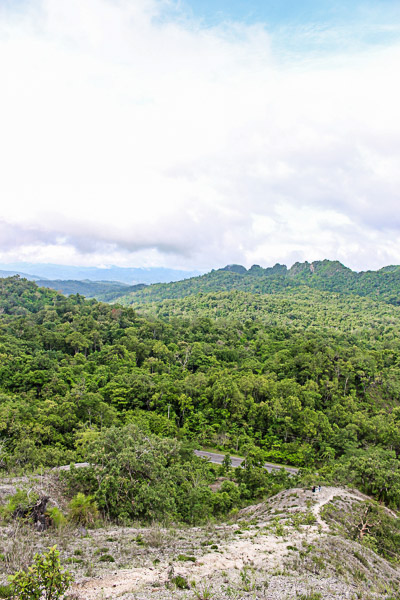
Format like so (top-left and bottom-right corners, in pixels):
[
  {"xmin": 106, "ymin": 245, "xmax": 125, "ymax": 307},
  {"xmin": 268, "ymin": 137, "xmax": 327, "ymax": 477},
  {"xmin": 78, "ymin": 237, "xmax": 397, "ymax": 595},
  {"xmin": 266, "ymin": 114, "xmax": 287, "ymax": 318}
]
[
  {"xmin": 34, "ymin": 279, "xmax": 147, "ymax": 302},
  {"xmin": 0, "ymin": 263, "xmax": 202, "ymax": 284},
  {"xmin": 0, "ymin": 268, "xmax": 43, "ymax": 281},
  {"xmin": 114, "ymin": 259, "xmax": 400, "ymax": 307},
  {"xmin": 2, "ymin": 259, "xmax": 400, "ymax": 305}
]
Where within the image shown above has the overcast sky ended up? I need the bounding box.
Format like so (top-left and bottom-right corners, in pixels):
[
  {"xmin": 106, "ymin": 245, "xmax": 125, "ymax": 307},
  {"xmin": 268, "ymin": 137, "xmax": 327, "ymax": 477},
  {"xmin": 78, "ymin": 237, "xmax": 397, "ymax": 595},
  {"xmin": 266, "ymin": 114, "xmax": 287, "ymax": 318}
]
[{"xmin": 1, "ymin": 0, "xmax": 400, "ymax": 272}]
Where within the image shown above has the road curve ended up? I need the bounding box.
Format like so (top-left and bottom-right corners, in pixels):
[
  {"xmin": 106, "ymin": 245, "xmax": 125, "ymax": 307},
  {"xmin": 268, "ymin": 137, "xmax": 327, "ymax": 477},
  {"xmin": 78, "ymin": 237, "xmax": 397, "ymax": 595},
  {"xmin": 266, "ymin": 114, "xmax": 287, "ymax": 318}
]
[{"xmin": 194, "ymin": 450, "xmax": 299, "ymax": 475}]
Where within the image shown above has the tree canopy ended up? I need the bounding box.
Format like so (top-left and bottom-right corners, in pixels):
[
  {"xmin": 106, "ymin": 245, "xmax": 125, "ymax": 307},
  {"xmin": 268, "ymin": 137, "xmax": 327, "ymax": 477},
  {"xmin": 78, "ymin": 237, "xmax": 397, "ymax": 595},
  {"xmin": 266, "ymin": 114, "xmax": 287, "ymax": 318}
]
[{"xmin": 1, "ymin": 275, "xmax": 400, "ymax": 512}]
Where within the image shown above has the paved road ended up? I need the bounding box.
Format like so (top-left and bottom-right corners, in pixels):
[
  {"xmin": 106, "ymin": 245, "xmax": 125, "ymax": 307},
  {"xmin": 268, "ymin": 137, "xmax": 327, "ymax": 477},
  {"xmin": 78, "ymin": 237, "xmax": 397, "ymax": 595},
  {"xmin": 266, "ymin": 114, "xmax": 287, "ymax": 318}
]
[
  {"xmin": 194, "ymin": 450, "xmax": 299, "ymax": 475},
  {"xmin": 55, "ymin": 455, "xmax": 299, "ymax": 476}
]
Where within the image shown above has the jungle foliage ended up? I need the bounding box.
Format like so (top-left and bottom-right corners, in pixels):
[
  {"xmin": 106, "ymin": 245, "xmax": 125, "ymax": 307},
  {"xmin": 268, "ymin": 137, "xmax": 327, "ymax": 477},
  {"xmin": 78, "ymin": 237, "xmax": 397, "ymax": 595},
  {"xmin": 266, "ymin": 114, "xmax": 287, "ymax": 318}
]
[
  {"xmin": 62, "ymin": 424, "xmax": 290, "ymax": 524},
  {"xmin": 1, "ymin": 275, "xmax": 400, "ymax": 518}
]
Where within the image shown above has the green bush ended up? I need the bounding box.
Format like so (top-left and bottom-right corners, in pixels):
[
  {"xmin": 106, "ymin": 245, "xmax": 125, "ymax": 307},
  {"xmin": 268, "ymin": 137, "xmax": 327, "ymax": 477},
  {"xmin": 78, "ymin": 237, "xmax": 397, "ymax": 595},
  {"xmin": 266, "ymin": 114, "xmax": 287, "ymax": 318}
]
[
  {"xmin": 0, "ymin": 489, "xmax": 38, "ymax": 523},
  {"xmin": 8, "ymin": 546, "xmax": 72, "ymax": 600},
  {"xmin": 68, "ymin": 493, "xmax": 99, "ymax": 527},
  {"xmin": 63, "ymin": 425, "xmax": 214, "ymax": 524},
  {"xmin": 135, "ymin": 534, "xmax": 145, "ymax": 546},
  {"xmin": 46, "ymin": 507, "xmax": 66, "ymax": 529}
]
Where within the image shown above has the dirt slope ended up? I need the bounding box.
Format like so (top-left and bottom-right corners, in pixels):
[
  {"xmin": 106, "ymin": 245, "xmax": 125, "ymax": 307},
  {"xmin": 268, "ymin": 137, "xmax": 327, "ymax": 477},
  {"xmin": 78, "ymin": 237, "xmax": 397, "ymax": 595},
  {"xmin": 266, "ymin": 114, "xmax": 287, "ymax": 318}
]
[
  {"xmin": 1, "ymin": 482, "xmax": 399, "ymax": 600},
  {"xmin": 70, "ymin": 487, "xmax": 399, "ymax": 599}
]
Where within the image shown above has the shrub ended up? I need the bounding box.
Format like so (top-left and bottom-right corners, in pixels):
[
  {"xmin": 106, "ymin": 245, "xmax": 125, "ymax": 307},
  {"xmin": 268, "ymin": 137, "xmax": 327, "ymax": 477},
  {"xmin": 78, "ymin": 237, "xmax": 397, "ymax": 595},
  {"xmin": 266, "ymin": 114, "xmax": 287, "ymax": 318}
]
[
  {"xmin": 68, "ymin": 493, "xmax": 99, "ymax": 527},
  {"xmin": 135, "ymin": 534, "xmax": 145, "ymax": 546},
  {"xmin": 8, "ymin": 546, "xmax": 72, "ymax": 600},
  {"xmin": 0, "ymin": 489, "xmax": 38, "ymax": 523},
  {"xmin": 63, "ymin": 425, "xmax": 214, "ymax": 524},
  {"xmin": 46, "ymin": 507, "xmax": 66, "ymax": 529}
]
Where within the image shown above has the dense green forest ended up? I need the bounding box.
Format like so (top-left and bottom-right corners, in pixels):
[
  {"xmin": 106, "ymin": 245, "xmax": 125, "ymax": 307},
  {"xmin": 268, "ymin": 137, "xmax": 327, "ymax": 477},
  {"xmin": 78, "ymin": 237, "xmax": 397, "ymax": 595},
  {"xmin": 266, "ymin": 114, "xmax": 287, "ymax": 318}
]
[
  {"xmin": 1, "ymin": 274, "xmax": 400, "ymax": 520},
  {"xmin": 116, "ymin": 260, "xmax": 400, "ymax": 307}
]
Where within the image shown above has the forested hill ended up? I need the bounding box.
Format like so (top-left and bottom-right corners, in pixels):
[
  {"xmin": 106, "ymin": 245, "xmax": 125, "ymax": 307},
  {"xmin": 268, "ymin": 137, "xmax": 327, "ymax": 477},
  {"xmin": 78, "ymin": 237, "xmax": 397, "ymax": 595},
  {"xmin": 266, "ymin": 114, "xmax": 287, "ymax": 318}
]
[
  {"xmin": 115, "ymin": 259, "xmax": 400, "ymax": 306},
  {"xmin": 128, "ymin": 287, "xmax": 400, "ymax": 337},
  {"xmin": 1, "ymin": 275, "xmax": 400, "ymax": 511}
]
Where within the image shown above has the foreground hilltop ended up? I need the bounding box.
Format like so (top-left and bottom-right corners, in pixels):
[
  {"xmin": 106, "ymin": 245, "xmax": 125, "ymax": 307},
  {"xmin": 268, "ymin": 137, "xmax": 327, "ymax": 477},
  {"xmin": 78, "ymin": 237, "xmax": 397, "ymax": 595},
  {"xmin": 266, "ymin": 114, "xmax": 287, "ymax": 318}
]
[
  {"xmin": 72, "ymin": 486, "xmax": 400, "ymax": 599},
  {"xmin": 116, "ymin": 259, "xmax": 400, "ymax": 307},
  {"xmin": 1, "ymin": 474, "xmax": 399, "ymax": 599}
]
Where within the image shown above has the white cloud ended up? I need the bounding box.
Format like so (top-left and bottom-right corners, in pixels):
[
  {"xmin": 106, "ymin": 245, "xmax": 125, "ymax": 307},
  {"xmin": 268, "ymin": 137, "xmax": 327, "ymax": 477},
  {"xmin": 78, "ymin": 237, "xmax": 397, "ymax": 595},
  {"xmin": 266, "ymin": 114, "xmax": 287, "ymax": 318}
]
[{"xmin": 0, "ymin": 0, "xmax": 399, "ymax": 271}]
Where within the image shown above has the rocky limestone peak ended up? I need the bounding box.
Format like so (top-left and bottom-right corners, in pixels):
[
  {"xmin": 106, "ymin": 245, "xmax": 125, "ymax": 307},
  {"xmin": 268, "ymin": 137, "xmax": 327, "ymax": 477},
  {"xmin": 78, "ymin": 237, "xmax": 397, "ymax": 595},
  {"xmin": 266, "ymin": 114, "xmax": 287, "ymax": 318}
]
[{"xmin": 220, "ymin": 264, "xmax": 247, "ymax": 274}]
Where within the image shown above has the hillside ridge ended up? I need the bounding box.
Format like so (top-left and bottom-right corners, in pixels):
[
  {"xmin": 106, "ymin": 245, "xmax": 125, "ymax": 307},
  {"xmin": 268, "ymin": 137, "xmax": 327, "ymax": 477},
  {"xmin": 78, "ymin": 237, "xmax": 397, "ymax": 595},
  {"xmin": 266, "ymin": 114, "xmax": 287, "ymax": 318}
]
[{"xmin": 115, "ymin": 258, "xmax": 400, "ymax": 306}]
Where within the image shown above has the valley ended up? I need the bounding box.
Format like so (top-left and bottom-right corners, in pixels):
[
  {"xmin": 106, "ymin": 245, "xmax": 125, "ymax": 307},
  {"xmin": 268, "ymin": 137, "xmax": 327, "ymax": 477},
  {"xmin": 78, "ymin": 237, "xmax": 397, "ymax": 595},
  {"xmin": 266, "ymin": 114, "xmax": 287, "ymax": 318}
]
[{"xmin": 0, "ymin": 263, "xmax": 400, "ymax": 598}]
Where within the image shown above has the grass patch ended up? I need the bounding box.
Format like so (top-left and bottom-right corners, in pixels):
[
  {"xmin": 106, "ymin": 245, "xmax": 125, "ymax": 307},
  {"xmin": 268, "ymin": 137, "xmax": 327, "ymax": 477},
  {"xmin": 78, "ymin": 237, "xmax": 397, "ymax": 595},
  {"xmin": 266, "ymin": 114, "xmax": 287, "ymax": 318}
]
[
  {"xmin": 176, "ymin": 554, "xmax": 196, "ymax": 562},
  {"xmin": 171, "ymin": 575, "xmax": 190, "ymax": 589},
  {"xmin": 99, "ymin": 554, "xmax": 115, "ymax": 563},
  {"xmin": 0, "ymin": 585, "xmax": 13, "ymax": 599}
]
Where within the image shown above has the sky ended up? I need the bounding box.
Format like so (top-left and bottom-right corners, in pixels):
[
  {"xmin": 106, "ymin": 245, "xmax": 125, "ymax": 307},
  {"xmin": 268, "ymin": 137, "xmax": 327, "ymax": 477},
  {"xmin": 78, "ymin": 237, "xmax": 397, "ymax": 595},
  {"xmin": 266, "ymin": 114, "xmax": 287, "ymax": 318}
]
[{"xmin": 1, "ymin": 0, "xmax": 400, "ymax": 272}]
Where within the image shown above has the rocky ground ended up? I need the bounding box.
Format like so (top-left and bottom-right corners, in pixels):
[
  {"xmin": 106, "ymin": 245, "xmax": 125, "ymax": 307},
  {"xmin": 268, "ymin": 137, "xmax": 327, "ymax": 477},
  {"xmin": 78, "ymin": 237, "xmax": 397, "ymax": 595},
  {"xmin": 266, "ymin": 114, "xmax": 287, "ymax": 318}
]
[{"xmin": 0, "ymin": 475, "xmax": 399, "ymax": 600}]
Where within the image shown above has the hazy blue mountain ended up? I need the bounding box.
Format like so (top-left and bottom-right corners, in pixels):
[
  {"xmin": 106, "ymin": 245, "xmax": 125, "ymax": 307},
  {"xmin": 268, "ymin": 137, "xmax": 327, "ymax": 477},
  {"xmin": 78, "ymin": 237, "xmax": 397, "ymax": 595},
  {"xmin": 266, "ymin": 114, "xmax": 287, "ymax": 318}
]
[
  {"xmin": 0, "ymin": 269, "xmax": 44, "ymax": 281},
  {"xmin": 36, "ymin": 279, "xmax": 147, "ymax": 301},
  {"xmin": 0, "ymin": 263, "xmax": 202, "ymax": 284}
]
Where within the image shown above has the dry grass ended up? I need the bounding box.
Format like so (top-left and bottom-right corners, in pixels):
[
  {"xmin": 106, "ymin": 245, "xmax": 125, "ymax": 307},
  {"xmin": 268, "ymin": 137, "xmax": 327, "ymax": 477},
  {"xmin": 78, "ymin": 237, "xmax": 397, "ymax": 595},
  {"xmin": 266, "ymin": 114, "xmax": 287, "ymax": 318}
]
[
  {"xmin": 1, "ymin": 477, "xmax": 399, "ymax": 600},
  {"xmin": 1, "ymin": 521, "xmax": 38, "ymax": 574}
]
